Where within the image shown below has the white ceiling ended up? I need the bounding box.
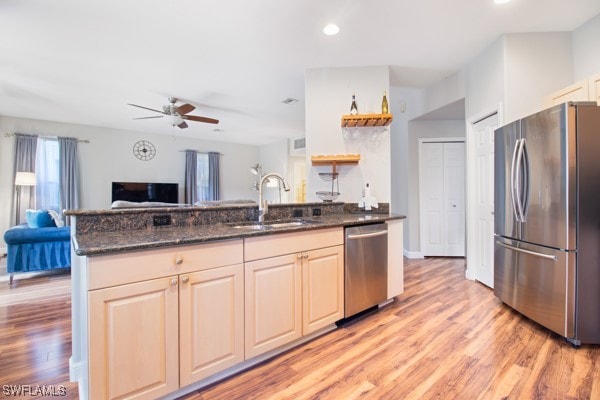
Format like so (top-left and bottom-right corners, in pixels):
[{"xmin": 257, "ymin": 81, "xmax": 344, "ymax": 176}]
[{"xmin": 1, "ymin": 0, "xmax": 599, "ymax": 146}]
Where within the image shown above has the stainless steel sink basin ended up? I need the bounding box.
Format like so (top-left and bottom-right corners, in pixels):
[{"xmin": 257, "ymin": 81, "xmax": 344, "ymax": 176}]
[
  {"xmin": 230, "ymin": 223, "xmax": 268, "ymax": 230},
  {"xmin": 264, "ymin": 221, "xmax": 305, "ymax": 228},
  {"xmin": 228, "ymin": 219, "xmax": 321, "ymax": 230}
]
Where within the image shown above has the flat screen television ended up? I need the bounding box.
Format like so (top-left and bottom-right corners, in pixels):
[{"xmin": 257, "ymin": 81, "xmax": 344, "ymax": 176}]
[{"xmin": 112, "ymin": 182, "xmax": 179, "ymax": 204}]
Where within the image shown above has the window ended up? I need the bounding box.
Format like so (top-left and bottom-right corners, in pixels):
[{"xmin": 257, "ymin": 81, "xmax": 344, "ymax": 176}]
[
  {"xmin": 35, "ymin": 138, "xmax": 60, "ymax": 212},
  {"xmin": 196, "ymin": 153, "xmax": 210, "ymax": 201}
]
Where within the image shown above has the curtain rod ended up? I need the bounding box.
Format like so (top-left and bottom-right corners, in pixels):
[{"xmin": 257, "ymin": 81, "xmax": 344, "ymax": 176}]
[
  {"xmin": 4, "ymin": 132, "xmax": 90, "ymax": 143},
  {"xmin": 179, "ymin": 150, "xmax": 224, "ymax": 156}
]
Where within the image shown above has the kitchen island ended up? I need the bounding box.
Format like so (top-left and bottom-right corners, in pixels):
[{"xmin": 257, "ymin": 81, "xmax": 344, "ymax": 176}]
[{"xmin": 67, "ymin": 203, "xmax": 405, "ymax": 400}]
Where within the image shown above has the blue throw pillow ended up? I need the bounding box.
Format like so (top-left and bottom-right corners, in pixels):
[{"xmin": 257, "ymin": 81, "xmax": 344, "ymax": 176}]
[{"xmin": 25, "ymin": 209, "xmax": 56, "ymax": 228}]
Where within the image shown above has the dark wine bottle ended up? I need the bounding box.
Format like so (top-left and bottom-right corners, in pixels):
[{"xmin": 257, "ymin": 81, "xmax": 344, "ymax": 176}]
[{"xmin": 350, "ymin": 93, "xmax": 358, "ymax": 115}]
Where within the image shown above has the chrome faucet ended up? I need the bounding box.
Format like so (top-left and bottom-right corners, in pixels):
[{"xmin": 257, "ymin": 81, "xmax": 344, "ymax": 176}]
[{"xmin": 258, "ymin": 172, "xmax": 290, "ymax": 222}]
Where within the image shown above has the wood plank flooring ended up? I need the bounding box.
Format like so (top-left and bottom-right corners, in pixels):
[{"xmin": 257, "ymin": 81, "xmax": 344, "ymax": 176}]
[{"xmin": 1, "ymin": 257, "xmax": 599, "ymax": 400}]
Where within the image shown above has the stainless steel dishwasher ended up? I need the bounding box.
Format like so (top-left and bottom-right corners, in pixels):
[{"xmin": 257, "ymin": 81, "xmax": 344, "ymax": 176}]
[{"xmin": 344, "ymin": 223, "xmax": 388, "ymax": 317}]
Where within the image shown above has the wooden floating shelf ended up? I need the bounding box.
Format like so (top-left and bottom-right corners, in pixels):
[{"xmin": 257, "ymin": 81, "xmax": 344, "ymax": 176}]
[
  {"xmin": 311, "ymin": 154, "xmax": 360, "ymax": 174},
  {"xmin": 341, "ymin": 113, "xmax": 393, "ymax": 128},
  {"xmin": 311, "ymin": 154, "xmax": 361, "ymax": 165}
]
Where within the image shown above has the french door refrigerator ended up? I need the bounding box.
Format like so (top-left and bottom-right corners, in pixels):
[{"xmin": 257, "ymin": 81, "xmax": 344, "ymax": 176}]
[{"xmin": 494, "ymin": 101, "xmax": 600, "ymax": 346}]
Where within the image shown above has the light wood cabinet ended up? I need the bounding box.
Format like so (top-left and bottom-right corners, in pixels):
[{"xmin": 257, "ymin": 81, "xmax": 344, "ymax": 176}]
[
  {"xmin": 302, "ymin": 245, "xmax": 344, "ymax": 334},
  {"xmin": 387, "ymin": 219, "xmax": 404, "ymax": 298},
  {"xmin": 542, "ymin": 80, "xmax": 589, "ymax": 108},
  {"xmin": 87, "ymin": 240, "xmax": 244, "ymax": 400},
  {"xmin": 244, "ymin": 253, "xmax": 302, "ymax": 359},
  {"xmin": 88, "ymin": 276, "xmax": 180, "ymax": 400},
  {"xmin": 244, "ymin": 228, "xmax": 344, "ymax": 358},
  {"xmin": 589, "ymin": 73, "xmax": 600, "ymax": 105},
  {"xmin": 543, "ymin": 72, "xmax": 600, "ymax": 108},
  {"xmin": 179, "ymin": 264, "xmax": 244, "ymax": 385}
]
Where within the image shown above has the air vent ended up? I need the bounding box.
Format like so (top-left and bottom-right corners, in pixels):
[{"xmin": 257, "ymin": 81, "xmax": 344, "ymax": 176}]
[{"xmin": 289, "ymin": 137, "xmax": 306, "ymax": 156}]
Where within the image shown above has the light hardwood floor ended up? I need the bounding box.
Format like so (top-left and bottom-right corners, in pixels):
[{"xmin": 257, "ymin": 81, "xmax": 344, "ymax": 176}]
[{"xmin": 1, "ymin": 257, "xmax": 599, "ymax": 400}]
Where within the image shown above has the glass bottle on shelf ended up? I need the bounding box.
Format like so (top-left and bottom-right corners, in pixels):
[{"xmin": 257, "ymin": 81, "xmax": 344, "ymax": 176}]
[
  {"xmin": 350, "ymin": 93, "xmax": 358, "ymax": 115},
  {"xmin": 381, "ymin": 91, "xmax": 389, "ymax": 114}
]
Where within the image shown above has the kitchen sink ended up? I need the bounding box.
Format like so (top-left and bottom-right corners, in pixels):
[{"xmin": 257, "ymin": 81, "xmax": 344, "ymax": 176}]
[{"xmin": 228, "ymin": 219, "xmax": 321, "ymax": 230}]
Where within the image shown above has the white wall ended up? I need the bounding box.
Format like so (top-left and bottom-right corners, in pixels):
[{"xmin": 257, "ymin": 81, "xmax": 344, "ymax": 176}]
[
  {"xmin": 389, "ymin": 86, "xmax": 426, "ymax": 251},
  {"xmin": 257, "ymin": 139, "xmax": 304, "ymax": 204},
  {"xmin": 405, "ymin": 120, "xmax": 466, "ymax": 254},
  {"xmin": 573, "ymin": 13, "xmax": 600, "ymax": 80},
  {"xmin": 305, "ymin": 66, "xmax": 391, "ymax": 204},
  {"xmin": 465, "ymin": 36, "xmax": 506, "ymax": 121},
  {"xmin": 0, "ymin": 116, "xmax": 259, "ymax": 245},
  {"xmin": 425, "ymin": 70, "xmax": 466, "ymax": 116},
  {"xmin": 504, "ymin": 32, "xmax": 573, "ymax": 122}
]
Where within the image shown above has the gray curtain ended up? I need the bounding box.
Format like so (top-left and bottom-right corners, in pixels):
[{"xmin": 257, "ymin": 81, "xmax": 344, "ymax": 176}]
[
  {"xmin": 58, "ymin": 137, "xmax": 80, "ymax": 224},
  {"xmin": 13, "ymin": 133, "xmax": 38, "ymax": 225},
  {"xmin": 185, "ymin": 150, "xmax": 198, "ymax": 204},
  {"xmin": 208, "ymin": 152, "xmax": 220, "ymax": 201}
]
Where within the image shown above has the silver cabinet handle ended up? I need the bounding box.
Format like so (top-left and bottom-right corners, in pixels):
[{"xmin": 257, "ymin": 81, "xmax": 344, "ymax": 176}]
[
  {"xmin": 175, "ymin": 256, "xmax": 183, "ymax": 265},
  {"xmin": 347, "ymin": 230, "xmax": 387, "ymax": 240},
  {"xmin": 170, "ymin": 277, "xmax": 178, "ymax": 286},
  {"xmin": 297, "ymin": 253, "xmax": 303, "ymax": 259},
  {"xmin": 496, "ymin": 241, "xmax": 558, "ymax": 261},
  {"xmin": 181, "ymin": 275, "xmax": 189, "ymax": 284}
]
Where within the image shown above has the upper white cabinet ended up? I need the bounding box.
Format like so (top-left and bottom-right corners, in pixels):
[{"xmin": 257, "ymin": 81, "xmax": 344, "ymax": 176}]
[
  {"xmin": 543, "ymin": 72, "xmax": 600, "ymax": 108},
  {"xmin": 589, "ymin": 73, "xmax": 600, "ymax": 105}
]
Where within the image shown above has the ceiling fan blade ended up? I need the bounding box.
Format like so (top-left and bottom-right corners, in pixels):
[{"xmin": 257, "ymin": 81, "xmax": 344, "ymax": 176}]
[
  {"xmin": 183, "ymin": 115, "xmax": 219, "ymax": 124},
  {"xmin": 177, "ymin": 121, "xmax": 189, "ymax": 129},
  {"xmin": 128, "ymin": 103, "xmax": 165, "ymax": 114},
  {"xmin": 133, "ymin": 115, "xmax": 164, "ymax": 120},
  {"xmin": 176, "ymin": 103, "xmax": 195, "ymax": 115}
]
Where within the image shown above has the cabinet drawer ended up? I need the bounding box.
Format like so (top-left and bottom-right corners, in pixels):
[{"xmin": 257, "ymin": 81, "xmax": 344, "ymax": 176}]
[
  {"xmin": 244, "ymin": 227, "xmax": 343, "ymax": 261},
  {"xmin": 88, "ymin": 239, "xmax": 243, "ymax": 290}
]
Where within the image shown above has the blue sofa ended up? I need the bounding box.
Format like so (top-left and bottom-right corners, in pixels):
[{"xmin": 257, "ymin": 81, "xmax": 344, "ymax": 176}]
[{"xmin": 4, "ymin": 224, "xmax": 71, "ymax": 284}]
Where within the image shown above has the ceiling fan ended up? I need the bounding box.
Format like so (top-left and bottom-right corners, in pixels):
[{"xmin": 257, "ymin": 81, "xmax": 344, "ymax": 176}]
[{"xmin": 128, "ymin": 97, "xmax": 219, "ymax": 129}]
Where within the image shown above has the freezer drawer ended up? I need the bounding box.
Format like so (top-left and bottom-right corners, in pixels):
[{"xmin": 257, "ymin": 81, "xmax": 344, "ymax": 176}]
[{"xmin": 494, "ymin": 238, "xmax": 575, "ymax": 338}]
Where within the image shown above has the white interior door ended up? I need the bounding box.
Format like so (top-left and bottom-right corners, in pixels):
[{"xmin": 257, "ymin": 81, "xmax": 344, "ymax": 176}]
[
  {"xmin": 419, "ymin": 140, "xmax": 465, "ymax": 257},
  {"xmin": 471, "ymin": 113, "xmax": 498, "ymax": 288}
]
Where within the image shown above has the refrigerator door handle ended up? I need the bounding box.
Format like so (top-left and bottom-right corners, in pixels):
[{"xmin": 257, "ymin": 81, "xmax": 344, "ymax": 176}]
[
  {"xmin": 521, "ymin": 139, "xmax": 530, "ymax": 221},
  {"xmin": 496, "ymin": 240, "xmax": 558, "ymax": 261},
  {"xmin": 514, "ymin": 138, "xmax": 526, "ymax": 222},
  {"xmin": 510, "ymin": 139, "xmax": 521, "ymax": 222}
]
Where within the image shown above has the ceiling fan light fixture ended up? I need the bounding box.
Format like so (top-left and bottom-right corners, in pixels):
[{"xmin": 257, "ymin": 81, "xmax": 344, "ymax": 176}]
[
  {"xmin": 323, "ymin": 24, "xmax": 340, "ymax": 36},
  {"xmin": 167, "ymin": 114, "xmax": 184, "ymax": 126}
]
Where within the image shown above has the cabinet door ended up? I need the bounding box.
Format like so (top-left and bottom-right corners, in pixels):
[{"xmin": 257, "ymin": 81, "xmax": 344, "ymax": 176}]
[
  {"xmin": 542, "ymin": 80, "xmax": 589, "ymax": 108},
  {"xmin": 179, "ymin": 264, "xmax": 244, "ymax": 385},
  {"xmin": 589, "ymin": 73, "xmax": 600, "ymax": 105},
  {"xmin": 245, "ymin": 254, "xmax": 302, "ymax": 359},
  {"xmin": 387, "ymin": 219, "xmax": 404, "ymax": 298},
  {"xmin": 89, "ymin": 276, "xmax": 179, "ymax": 400},
  {"xmin": 302, "ymin": 246, "xmax": 344, "ymax": 334}
]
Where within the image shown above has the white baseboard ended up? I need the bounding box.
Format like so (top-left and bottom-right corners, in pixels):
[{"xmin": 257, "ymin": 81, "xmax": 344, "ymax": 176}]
[{"xmin": 403, "ymin": 249, "xmax": 424, "ymax": 259}]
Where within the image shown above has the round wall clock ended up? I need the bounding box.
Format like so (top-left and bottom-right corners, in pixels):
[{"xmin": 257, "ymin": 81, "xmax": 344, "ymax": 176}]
[{"xmin": 133, "ymin": 140, "xmax": 156, "ymax": 161}]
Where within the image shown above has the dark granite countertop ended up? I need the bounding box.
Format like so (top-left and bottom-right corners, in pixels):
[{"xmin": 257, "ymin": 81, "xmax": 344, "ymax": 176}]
[{"xmin": 72, "ymin": 213, "xmax": 405, "ymax": 256}]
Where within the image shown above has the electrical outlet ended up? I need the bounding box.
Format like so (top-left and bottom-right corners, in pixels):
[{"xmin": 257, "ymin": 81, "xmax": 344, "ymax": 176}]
[
  {"xmin": 293, "ymin": 209, "xmax": 303, "ymax": 218},
  {"xmin": 153, "ymin": 215, "xmax": 171, "ymax": 226},
  {"xmin": 312, "ymin": 208, "xmax": 322, "ymax": 216}
]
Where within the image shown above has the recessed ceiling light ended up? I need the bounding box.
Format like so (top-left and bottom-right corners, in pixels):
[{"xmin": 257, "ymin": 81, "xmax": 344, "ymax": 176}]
[
  {"xmin": 282, "ymin": 97, "xmax": 299, "ymax": 105},
  {"xmin": 323, "ymin": 24, "xmax": 340, "ymax": 36},
  {"xmin": 494, "ymin": 0, "xmax": 511, "ymax": 3}
]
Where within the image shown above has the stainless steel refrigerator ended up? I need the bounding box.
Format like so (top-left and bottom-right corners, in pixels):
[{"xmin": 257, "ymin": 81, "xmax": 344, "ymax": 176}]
[{"xmin": 494, "ymin": 101, "xmax": 600, "ymax": 346}]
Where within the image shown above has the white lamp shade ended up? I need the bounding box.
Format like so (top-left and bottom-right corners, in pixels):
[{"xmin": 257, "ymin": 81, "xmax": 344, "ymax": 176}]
[{"xmin": 15, "ymin": 171, "xmax": 36, "ymax": 186}]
